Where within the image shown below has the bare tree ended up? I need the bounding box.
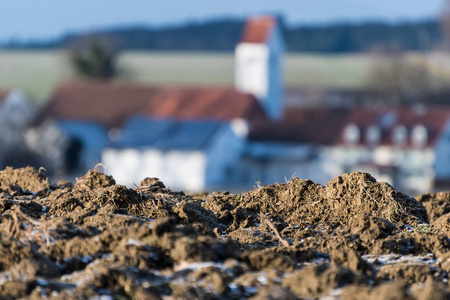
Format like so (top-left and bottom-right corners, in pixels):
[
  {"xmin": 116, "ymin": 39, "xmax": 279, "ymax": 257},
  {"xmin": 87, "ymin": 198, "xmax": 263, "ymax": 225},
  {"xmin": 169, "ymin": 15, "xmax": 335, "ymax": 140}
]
[{"xmin": 367, "ymin": 50, "xmax": 450, "ymax": 105}]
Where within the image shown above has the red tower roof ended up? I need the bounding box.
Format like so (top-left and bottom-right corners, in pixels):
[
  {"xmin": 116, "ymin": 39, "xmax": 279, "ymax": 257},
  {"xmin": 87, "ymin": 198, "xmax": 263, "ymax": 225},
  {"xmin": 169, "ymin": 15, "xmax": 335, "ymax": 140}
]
[{"xmin": 240, "ymin": 16, "xmax": 276, "ymax": 44}]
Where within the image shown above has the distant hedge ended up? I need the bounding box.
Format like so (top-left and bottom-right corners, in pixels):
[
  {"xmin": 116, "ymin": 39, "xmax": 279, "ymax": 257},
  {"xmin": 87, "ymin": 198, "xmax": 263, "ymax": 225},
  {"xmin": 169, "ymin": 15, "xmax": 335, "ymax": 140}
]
[{"xmin": 2, "ymin": 18, "xmax": 442, "ymax": 53}]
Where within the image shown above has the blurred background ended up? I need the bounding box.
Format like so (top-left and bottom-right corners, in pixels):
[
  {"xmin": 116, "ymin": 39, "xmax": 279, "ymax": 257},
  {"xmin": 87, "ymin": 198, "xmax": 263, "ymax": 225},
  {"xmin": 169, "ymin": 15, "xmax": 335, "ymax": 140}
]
[{"xmin": 2, "ymin": 0, "xmax": 450, "ymax": 195}]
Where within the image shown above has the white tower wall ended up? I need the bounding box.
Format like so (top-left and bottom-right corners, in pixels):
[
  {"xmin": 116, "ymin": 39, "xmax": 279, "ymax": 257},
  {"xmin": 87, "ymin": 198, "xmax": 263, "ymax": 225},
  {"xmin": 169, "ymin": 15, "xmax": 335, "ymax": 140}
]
[
  {"xmin": 235, "ymin": 43, "xmax": 269, "ymax": 99},
  {"xmin": 234, "ymin": 19, "xmax": 284, "ymax": 120}
]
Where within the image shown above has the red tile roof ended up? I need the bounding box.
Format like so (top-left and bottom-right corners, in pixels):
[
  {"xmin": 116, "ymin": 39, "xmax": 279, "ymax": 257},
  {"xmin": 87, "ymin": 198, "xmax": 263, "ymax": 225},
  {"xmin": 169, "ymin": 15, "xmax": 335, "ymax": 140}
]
[
  {"xmin": 147, "ymin": 87, "xmax": 266, "ymax": 122},
  {"xmin": 0, "ymin": 89, "xmax": 10, "ymax": 105},
  {"xmin": 45, "ymin": 81, "xmax": 266, "ymax": 129},
  {"xmin": 249, "ymin": 107, "xmax": 450, "ymax": 148},
  {"xmin": 336, "ymin": 107, "xmax": 450, "ymax": 148},
  {"xmin": 240, "ymin": 16, "xmax": 276, "ymax": 44},
  {"xmin": 249, "ymin": 108, "xmax": 350, "ymax": 145},
  {"xmin": 45, "ymin": 81, "xmax": 161, "ymax": 128}
]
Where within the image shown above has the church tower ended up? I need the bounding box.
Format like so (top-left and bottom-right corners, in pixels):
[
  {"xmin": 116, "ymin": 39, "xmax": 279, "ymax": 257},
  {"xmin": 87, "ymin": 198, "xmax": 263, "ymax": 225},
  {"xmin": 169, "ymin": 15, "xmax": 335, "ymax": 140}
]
[{"xmin": 235, "ymin": 16, "xmax": 284, "ymax": 120}]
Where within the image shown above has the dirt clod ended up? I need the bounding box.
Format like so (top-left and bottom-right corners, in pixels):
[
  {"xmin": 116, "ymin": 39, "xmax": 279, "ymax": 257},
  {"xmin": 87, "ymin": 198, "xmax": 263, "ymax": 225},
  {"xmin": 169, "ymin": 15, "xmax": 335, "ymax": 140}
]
[
  {"xmin": 0, "ymin": 166, "xmax": 48, "ymax": 193},
  {"xmin": 74, "ymin": 169, "xmax": 115, "ymax": 191},
  {"xmin": 0, "ymin": 167, "xmax": 449, "ymax": 299}
]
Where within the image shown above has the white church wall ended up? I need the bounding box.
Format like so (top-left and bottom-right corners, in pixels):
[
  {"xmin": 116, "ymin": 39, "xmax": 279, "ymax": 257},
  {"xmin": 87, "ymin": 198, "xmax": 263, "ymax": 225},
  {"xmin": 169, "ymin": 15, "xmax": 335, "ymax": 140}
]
[{"xmin": 235, "ymin": 43, "xmax": 269, "ymax": 99}]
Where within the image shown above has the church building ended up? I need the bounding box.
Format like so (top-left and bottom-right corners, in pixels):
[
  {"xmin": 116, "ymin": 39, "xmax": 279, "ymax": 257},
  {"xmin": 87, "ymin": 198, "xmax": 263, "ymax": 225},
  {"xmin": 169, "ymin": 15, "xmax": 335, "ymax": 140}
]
[{"xmin": 235, "ymin": 16, "xmax": 284, "ymax": 120}]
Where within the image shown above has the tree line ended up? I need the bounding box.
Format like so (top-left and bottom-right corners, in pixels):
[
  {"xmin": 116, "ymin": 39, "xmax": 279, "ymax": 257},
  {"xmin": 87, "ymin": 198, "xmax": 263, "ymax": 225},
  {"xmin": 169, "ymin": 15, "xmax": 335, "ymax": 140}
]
[{"xmin": 2, "ymin": 17, "xmax": 443, "ymax": 53}]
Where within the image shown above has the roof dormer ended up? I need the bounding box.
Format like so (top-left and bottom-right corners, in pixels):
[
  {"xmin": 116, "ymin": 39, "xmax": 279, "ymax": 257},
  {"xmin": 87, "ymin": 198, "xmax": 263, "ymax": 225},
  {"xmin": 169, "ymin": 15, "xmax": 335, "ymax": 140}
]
[
  {"xmin": 411, "ymin": 125, "xmax": 428, "ymax": 147},
  {"xmin": 343, "ymin": 124, "xmax": 360, "ymax": 145},
  {"xmin": 392, "ymin": 125, "xmax": 408, "ymax": 146},
  {"xmin": 365, "ymin": 125, "xmax": 381, "ymax": 146}
]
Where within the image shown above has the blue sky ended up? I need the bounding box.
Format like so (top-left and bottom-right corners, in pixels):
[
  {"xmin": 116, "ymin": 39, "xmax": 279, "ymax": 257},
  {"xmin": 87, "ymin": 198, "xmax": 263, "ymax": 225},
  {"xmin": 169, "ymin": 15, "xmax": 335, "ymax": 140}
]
[{"xmin": 0, "ymin": 0, "xmax": 444, "ymax": 41}]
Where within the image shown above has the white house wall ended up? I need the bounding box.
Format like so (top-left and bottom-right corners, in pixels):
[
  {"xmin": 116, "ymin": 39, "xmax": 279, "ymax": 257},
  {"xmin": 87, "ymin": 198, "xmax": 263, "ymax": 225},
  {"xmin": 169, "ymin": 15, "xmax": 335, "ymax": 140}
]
[
  {"xmin": 326, "ymin": 146, "xmax": 370, "ymax": 171},
  {"xmin": 373, "ymin": 146, "xmax": 402, "ymax": 166},
  {"xmin": 164, "ymin": 151, "xmax": 206, "ymax": 192},
  {"xmin": 326, "ymin": 144, "xmax": 435, "ymax": 194},
  {"xmin": 102, "ymin": 148, "xmax": 207, "ymax": 192},
  {"xmin": 103, "ymin": 148, "xmax": 157, "ymax": 186},
  {"xmin": 169, "ymin": 150, "xmax": 207, "ymax": 192},
  {"xmin": 102, "ymin": 148, "xmax": 142, "ymax": 186},
  {"xmin": 241, "ymin": 143, "xmax": 317, "ymax": 190},
  {"xmin": 138, "ymin": 149, "xmax": 165, "ymax": 184},
  {"xmin": 264, "ymin": 160, "xmax": 315, "ymax": 185},
  {"xmin": 242, "ymin": 158, "xmax": 318, "ymax": 190},
  {"xmin": 401, "ymin": 149, "xmax": 434, "ymax": 172},
  {"xmin": 313, "ymin": 147, "xmax": 344, "ymax": 185}
]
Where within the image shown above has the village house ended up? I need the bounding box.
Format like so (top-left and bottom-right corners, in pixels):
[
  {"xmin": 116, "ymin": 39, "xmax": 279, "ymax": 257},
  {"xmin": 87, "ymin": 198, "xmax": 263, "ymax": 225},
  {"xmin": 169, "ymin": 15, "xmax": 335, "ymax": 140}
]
[
  {"xmin": 242, "ymin": 105, "xmax": 450, "ymax": 194},
  {"xmin": 44, "ymin": 81, "xmax": 265, "ymax": 184},
  {"xmin": 103, "ymin": 117, "xmax": 247, "ymax": 191},
  {"xmin": 325, "ymin": 107, "xmax": 450, "ymax": 194},
  {"xmin": 245, "ymin": 108, "xmax": 350, "ymax": 185}
]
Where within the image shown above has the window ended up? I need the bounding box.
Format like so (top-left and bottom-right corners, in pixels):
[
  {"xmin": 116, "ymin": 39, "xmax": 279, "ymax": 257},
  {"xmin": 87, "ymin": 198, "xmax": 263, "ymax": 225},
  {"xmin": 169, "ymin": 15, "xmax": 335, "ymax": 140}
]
[
  {"xmin": 411, "ymin": 125, "xmax": 427, "ymax": 148},
  {"xmin": 343, "ymin": 124, "xmax": 360, "ymax": 145},
  {"xmin": 365, "ymin": 125, "xmax": 381, "ymax": 146},
  {"xmin": 392, "ymin": 125, "xmax": 408, "ymax": 146}
]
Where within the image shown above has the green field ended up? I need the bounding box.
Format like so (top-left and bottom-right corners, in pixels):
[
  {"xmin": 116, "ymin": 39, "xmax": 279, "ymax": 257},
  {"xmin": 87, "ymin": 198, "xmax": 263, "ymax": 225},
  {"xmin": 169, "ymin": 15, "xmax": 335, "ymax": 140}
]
[{"xmin": 0, "ymin": 50, "xmax": 375, "ymax": 104}]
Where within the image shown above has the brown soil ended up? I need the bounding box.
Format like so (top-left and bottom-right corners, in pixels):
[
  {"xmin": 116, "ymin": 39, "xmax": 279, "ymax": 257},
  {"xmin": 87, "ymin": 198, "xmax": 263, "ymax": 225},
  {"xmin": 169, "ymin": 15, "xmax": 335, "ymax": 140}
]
[
  {"xmin": 416, "ymin": 191, "xmax": 450, "ymax": 222},
  {"xmin": 0, "ymin": 168, "xmax": 449, "ymax": 299}
]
